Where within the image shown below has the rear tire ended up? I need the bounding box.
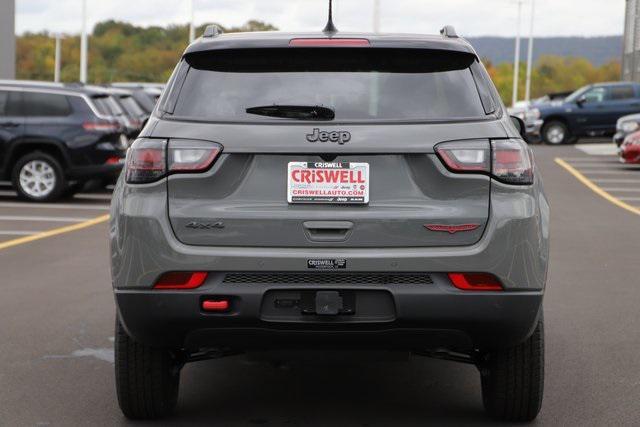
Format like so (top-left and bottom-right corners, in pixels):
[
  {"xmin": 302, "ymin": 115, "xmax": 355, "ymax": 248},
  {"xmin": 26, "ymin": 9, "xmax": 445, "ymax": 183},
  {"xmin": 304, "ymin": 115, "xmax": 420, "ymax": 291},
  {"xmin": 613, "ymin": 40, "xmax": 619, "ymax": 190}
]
[
  {"xmin": 480, "ymin": 318, "xmax": 544, "ymax": 422},
  {"xmin": 542, "ymin": 121, "xmax": 570, "ymax": 145},
  {"xmin": 11, "ymin": 152, "xmax": 66, "ymax": 202},
  {"xmin": 115, "ymin": 316, "xmax": 180, "ymax": 420}
]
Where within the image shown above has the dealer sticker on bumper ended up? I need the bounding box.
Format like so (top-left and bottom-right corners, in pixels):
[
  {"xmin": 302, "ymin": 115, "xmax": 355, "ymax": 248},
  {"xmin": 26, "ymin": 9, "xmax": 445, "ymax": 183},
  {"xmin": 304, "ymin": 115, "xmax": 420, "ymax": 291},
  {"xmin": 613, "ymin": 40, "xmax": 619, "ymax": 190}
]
[{"xmin": 287, "ymin": 162, "xmax": 369, "ymax": 204}]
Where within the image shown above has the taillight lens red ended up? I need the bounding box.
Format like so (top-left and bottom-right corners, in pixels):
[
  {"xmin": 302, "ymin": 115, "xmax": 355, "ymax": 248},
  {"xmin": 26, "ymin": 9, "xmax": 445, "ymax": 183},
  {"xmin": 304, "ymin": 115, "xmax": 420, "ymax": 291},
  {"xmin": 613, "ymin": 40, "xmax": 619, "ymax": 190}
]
[
  {"xmin": 125, "ymin": 138, "xmax": 223, "ymax": 184},
  {"xmin": 289, "ymin": 38, "xmax": 371, "ymax": 47},
  {"xmin": 83, "ymin": 120, "xmax": 120, "ymax": 132},
  {"xmin": 154, "ymin": 272, "xmax": 208, "ymax": 290},
  {"xmin": 448, "ymin": 273, "xmax": 503, "ymax": 291},
  {"xmin": 435, "ymin": 139, "xmax": 533, "ymax": 185},
  {"xmin": 125, "ymin": 138, "xmax": 166, "ymax": 184},
  {"xmin": 491, "ymin": 140, "xmax": 534, "ymax": 185}
]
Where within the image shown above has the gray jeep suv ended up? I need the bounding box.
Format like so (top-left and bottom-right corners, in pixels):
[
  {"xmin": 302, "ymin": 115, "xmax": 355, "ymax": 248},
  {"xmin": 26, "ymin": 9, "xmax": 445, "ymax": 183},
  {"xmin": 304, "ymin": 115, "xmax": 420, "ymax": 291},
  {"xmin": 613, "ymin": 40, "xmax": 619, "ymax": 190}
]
[{"xmin": 110, "ymin": 26, "xmax": 549, "ymax": 422}]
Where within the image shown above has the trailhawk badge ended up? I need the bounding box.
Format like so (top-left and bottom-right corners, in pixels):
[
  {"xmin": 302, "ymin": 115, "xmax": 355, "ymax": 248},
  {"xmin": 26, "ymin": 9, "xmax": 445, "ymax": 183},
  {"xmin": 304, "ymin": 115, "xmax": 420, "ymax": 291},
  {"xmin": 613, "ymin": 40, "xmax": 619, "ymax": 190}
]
[{"xmin": 306, "ymin": 128, "xmax": 351, "ymax": 145}]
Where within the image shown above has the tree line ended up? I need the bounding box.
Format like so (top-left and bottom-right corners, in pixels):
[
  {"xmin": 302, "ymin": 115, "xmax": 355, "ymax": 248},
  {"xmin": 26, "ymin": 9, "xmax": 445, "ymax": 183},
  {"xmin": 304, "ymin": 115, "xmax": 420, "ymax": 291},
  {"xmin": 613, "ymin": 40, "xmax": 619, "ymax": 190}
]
[{"xmin": 16, "ymin": 20, "xmax": 621, "ymax": 104}]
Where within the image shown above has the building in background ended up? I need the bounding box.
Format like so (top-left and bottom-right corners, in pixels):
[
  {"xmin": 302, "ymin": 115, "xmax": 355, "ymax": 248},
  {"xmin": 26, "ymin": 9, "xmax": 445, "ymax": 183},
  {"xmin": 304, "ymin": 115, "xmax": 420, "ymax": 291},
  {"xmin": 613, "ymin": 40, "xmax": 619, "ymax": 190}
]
[
  {"xmin": 624, "ymin": 0, "xmax": 640, "ymax": 81},
  {"xmin": 0, "ymin": 0, "xmax": 16, "ymax": 79}
]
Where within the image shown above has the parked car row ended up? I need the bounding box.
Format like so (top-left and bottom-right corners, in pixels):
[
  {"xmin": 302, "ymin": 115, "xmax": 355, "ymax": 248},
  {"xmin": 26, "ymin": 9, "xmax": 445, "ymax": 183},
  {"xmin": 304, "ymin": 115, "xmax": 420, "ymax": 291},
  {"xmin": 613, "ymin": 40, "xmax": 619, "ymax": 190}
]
[{"xmin": 0, "ymin": 80, "xmax": 163, "ymax": 202}]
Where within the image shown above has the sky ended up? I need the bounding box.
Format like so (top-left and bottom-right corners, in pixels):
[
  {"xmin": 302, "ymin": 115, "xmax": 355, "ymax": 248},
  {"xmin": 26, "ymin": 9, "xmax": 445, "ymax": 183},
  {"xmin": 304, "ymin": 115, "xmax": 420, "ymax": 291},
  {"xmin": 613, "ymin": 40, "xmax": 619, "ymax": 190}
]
[{"xmin": 15, "ymin": 0, "xmax": 626, "ymax": 38}]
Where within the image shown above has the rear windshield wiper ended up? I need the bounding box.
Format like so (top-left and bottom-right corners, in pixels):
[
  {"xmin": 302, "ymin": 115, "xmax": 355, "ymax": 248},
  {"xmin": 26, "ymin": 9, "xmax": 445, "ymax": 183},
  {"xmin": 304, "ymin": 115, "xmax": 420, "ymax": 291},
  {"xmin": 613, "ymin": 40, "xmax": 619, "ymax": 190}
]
[{"xmin": 246, "ymin": 105, "xmax": 335, "ymax": 121}]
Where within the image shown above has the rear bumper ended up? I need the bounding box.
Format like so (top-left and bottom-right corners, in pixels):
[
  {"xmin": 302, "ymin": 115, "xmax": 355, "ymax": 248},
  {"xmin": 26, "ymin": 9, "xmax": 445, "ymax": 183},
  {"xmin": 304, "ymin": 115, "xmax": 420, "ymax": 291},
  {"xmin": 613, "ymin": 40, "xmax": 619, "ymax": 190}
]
[
  {"xmin": 526, "ymin": 119, "xmax": 544, "ymax": 137},
  {"xmin": 115, "ymin": 276, "xmax": 543, "ymax": 352}
]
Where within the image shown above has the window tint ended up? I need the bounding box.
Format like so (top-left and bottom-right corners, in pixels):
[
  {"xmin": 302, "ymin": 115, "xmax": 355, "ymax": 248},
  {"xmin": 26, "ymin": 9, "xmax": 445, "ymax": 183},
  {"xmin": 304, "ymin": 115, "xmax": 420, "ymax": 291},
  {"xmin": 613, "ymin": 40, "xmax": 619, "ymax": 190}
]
[
  {"xmin": 0, "ymin": 91, "xmax": 22, "ymax": 116},
  {"xmin": 171, "ymin": 49, "xmax": 489, "ymax": 122},
  {"xmin": 0, "ymin": 91, "xmax": 7, "ymax": 115},
  {"xmin": 92, "ymin": 96, "xmax": 112, "ymax": 116},
  {"xmin": 119, "ymin": 96, "xmax": 144, "ymax": 117},
  {"xmin": 608, "ymin": 85, "xmax": 636, "ymax": 100},
  {"xmin": 22, "ymin": 92, "xmax": 72, "ymax": 116},
  {"xmin": 583, "ymin": 87, "xmax": 607, "ymax": 103}
]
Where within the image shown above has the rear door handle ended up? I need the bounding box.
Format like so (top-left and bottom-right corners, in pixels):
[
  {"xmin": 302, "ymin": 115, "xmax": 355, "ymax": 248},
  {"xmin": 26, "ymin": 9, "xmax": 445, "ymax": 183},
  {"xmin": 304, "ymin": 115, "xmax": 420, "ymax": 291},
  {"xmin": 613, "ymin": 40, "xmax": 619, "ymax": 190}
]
[
  {"xmin": 0, "ymin": 122, "xmax": 19, "ymax": 128},
  {"xmin": 303, "ymin": 221, "xmax": 354, "ymax": 242}
]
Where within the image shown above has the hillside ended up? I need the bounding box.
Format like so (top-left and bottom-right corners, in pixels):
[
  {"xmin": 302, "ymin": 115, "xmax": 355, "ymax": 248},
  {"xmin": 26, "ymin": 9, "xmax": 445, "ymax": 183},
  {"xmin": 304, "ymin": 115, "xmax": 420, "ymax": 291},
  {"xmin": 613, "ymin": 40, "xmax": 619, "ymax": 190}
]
[{"xmin": 468, "ymin": 36, "xmax": 623, "ymax": 66}]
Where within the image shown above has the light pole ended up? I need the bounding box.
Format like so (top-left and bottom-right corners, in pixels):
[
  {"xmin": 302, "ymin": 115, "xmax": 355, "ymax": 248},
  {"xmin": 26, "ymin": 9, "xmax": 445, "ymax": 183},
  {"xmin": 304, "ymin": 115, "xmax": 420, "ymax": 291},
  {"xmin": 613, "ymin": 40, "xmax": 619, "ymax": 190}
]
[
  {"xmin": 373, "ymin": 0, "xmax": 381, "ymax": 33},
  {"xmin": 189, "ymin": 0, "xmax": 195, "ymax": 43},
  {"xmin": 80, "ymin": 0, "xmax": 88, "ymax": 83},
  {"xmin": 53, "ymin": 33, "xmax": 64, "ymax": 83},
  {"xmin": 524, "ymin": 0, "xmax": 536, "ymax": 103},
  {"xmin": 512, "ymin": 0, "xmax": 524, "ymax": 108}
]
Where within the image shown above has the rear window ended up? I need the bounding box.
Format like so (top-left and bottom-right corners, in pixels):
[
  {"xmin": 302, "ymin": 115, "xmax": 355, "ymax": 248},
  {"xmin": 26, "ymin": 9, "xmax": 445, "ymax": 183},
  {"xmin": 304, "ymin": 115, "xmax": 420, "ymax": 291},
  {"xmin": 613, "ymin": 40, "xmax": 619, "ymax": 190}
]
[
  {"xmin": 119, "ymin": 96, "xmax": 145, "ymax": 117},
  {"xmin": 92, "ymin": 96, "xmax": 112, "ymax": 116},
  {"xmin": 169, "ymin": 48, "xmax": 491, "ymax": 122},
  {"xmin": 92, "ymin": 95, "xmax": 125, "ymax": 117},
  {"xmin": 22, "ymin": 92, "xmax": 72, "ymax": 117}
]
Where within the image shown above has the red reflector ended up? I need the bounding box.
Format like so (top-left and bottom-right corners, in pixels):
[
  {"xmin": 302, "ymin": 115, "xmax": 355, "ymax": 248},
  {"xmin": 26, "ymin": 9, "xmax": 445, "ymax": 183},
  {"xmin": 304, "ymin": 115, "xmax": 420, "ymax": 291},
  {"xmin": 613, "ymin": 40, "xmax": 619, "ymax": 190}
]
[
  {"xmin": 154, "ymin": 272, "xmax": 208, "ymax": 289},
  {"xmin": 202, "ymin": 300, "xmax": 230, "ymax": 312},
  {"xmin": 448, "ymin": 273, "xmax": 503, "ymax": 291},
  {"xmin": 289, "ymin": 38, "xmax": 370, "ymax": 47}
]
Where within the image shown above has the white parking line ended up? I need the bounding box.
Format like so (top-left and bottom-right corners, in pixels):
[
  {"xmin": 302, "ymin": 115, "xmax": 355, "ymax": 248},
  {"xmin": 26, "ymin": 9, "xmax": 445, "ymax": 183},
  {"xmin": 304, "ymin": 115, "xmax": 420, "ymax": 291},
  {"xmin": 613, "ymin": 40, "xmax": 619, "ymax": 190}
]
[
  {"xmin": 0, "ymin": 215, "xmax": 92, "ymax": 222},
  {"xmin": 562, "ymin": 157, "xmax": 618, "ymax": 161},
  {"xmin": 0, "ymin": 202, "xmax": 109, "ymax": 211},
  {"xmin": 73, "ymin": 194, "xmax": 112, "ymax": 201},
  {"xmin": 0, "ymin": 230, "xmax": 39, "ymax": 236},
  {"xmin": 591, "ymin": 179, "xmax": 640, "ymax": 183},
  {"xmin": 582, "ymin": 171, "xmax": 640, "ymax": 175},
  {"xmin": 0, "ymin": 190, "xmax": 112, "ymax": 201},
  {"xmin": 566, "ymin": 163, "xmax": 623, "ymax": 167},
  {"xmin": 600, "ymin": 188, "xmax": 640, "ymax": 192},
  {"xmin": 574, "ymin": 144, "xmax": 618, "ymax": 156}
]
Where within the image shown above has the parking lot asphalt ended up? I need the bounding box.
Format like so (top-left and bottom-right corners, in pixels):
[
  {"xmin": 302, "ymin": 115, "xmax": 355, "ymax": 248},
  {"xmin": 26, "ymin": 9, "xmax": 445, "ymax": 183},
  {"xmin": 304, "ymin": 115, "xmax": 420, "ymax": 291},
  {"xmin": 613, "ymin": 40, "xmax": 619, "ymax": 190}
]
[{"xmin": 1, "ymin": 142, "xmax": 640, "ymax": 426}]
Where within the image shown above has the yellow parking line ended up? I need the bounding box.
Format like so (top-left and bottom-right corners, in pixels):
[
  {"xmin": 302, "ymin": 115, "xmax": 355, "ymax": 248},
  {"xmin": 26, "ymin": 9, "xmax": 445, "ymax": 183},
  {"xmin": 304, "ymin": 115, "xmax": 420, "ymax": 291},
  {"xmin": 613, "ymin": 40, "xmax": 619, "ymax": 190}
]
[
  {"xmin": 555, "ymin": 158, "xmax": 640, "ymax": 217},
  {"xmin": 0, "ymin": 214, "xmax": 110, "ymax": 251}
]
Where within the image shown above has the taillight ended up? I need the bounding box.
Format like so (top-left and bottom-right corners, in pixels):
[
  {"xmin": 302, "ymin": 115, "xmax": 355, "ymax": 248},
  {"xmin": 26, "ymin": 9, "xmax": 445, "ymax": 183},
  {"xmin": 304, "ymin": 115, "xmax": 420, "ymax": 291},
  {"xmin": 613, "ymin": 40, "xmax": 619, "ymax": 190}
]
[
  {"xmin": 83, "ymin": 120, "xmax": 120, "ymax": 132},
  {"xmin": 289, "ymin": 38, "xmax": 370, "ymax": 47},
  {"xmin": 125, "ymin": 138, "xmax": 166, "ymax": 184},
  {"xmin": 435, "ymin": 140, "xmax": 490, "ymax": 173},
  {"xmin": 448, "ymin": 273, "xmax": 503, "ymax": 291},
  {"xmin": 491, "ymin": 139, "xmax": 534, "ymax": 185},
  {"xmin": 168, "ymin": 140, "xmax": 222, "ymax": 172},
  {"xmin": 125, "ymin": 138, "xmax": 223, "ymax": 184},
  {"xmin": 154, "ymin": 272, "xmax": 208, "ymax": 289},
  {"xmin": 435, "ymin": 139, "xmax": 534, "ymax": 185}
]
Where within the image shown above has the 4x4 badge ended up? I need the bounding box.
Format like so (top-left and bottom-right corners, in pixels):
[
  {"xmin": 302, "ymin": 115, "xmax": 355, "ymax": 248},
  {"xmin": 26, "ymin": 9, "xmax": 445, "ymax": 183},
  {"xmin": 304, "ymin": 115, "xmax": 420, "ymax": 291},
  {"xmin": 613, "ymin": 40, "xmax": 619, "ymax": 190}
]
[
  {"xmin": 306, "ymin": 128, "xmax": 351, "ymax": 145},
  {"xmin": 185, "ymin": 221, "xmax": 225, "ymax": 230}
]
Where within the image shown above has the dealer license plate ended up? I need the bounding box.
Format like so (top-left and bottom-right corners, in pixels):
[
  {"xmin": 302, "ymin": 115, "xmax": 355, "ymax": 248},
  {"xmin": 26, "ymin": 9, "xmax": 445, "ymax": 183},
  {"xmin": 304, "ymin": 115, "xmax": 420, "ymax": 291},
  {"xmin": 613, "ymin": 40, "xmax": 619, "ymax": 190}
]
[{"xmin": 287, "ymin": 162, "xmax": 370, "ymax": 204}]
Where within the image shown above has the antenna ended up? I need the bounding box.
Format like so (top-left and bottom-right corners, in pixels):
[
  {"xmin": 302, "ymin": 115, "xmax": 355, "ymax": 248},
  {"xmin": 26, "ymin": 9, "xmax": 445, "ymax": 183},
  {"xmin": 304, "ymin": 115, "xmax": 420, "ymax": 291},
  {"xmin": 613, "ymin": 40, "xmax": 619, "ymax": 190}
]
[{"xmin": 323, "ymin": 0, "xmax": 338, "ymax": 35}]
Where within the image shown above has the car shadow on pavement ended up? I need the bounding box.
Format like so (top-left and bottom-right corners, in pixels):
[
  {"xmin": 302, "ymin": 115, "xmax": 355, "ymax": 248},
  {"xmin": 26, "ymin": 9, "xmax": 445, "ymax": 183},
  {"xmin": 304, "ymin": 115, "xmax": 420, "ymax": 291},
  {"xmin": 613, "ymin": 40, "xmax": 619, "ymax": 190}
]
[{"xmin": 124, "ymin": 355, "xmax": 499, "ymax": 426}]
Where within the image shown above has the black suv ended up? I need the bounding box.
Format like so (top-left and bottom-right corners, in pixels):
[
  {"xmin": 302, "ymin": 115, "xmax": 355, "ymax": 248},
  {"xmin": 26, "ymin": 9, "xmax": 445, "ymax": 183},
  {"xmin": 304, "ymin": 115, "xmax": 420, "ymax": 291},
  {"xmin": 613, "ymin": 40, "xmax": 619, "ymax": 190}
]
[{"xmin": 0, "ymin": 81, "xmax": 127, "ymax": 202}]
